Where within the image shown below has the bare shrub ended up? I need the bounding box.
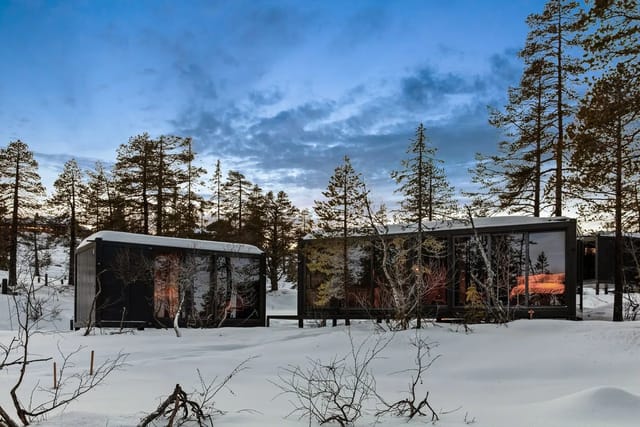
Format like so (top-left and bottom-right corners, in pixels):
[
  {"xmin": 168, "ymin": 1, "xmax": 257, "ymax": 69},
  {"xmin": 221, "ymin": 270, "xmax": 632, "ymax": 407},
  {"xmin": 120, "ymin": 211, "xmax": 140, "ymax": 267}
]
[
  {"xmin": 274, "ymin": 331, "xmax": 392, "ymax": 427},
  {"xmin": 375, "ymin": 334, "xmax": 440, "ymax": 421},
  {"xmin": 1, "ymin": 261, "xmax": 127, "ymax": 427},
  {"xmin": 363, "ymin": 201, "xmax": 448, "ymax": 330},
  {"xmin": 138, "ymin": 357, "xmax": 256, "ymax": 427}
]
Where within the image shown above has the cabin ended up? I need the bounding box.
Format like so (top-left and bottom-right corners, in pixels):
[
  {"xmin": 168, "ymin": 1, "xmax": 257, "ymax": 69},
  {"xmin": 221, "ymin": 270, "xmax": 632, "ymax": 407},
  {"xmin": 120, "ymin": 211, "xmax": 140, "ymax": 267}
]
[
  {"xmin": 297, "ymin": 216, "xmax": 578, "ymax": 323},
  {"xmin": 581, "ymin": 232, "xmax": 640, "ymax": 293},
  {"xmin": 74, "ymin": 231, "xmax": 266, "ymax": 329}
]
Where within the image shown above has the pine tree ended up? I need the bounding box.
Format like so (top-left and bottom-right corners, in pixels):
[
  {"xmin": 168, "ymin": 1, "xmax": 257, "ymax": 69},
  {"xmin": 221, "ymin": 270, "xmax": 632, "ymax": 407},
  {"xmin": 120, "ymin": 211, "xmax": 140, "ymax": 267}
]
[
  {"xmin": 518, "ymin": 0, "xmax": 583, "ymax": 216},
  {"xmin": 166, "ymin": 136, "xmax": 206, "ymax": 238},
  {"xmin": 179, "ymin": 137, "xmax": 207, "ymax": 237},
  {"xmin": 84, "ymin": 161, "xmax": 123, "ymax": 231},
  {"xmin": 392, "ymin": 123, "xmax": 457, "ymax": 223},
  {"xmin": 391, "ymin": 124, "xmax": 456, "ymax": 325},
  {"xmin": 114, "ymin": 133, "xmax": 156, "ymax": 234},
  {"xmin": 469, "ymin": 58, "xmax": 557, "ymax": 216},
  {"xmin": 210, "ymin": 159, "xmax": 223, "ymax": 223},
  {"xmin": 221, "ymin": 170, "xmax": 252, "ymax": 235},
  {"xmin": 534, "ymin": 251, "xmax": 551, "ymax": 274},
  {"xmin": 153, "ymin": 135, "xmax": 192, "ymax": 236},
  {"xmin": 242, "ymin": 184, "xmax": 266, "ymax": 246},
  {"xmin": 49, "ymin": 158, "xmax": 85, "ymax": 284},
  {"xmin": 568, "ymin": 63, "xmax": 640, "ymax": 321},
  {"xmin": 264, "ymin": 190, "xmax": 299, "ymax": 291},
  {"xmin": 314, "ymin": 155, "xmax": 368, "ymax": 310},
  {"xmin": 0, "ymin": 140, "xmax": 45, "ymax": 287}
]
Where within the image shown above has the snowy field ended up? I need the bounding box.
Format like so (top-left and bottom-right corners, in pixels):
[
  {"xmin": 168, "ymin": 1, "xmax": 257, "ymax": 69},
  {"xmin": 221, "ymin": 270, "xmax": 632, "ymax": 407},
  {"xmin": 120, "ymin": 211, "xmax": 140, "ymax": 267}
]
[{"xmin": 2, "ymin": 246, "xmax": 640, "ymax": 426}]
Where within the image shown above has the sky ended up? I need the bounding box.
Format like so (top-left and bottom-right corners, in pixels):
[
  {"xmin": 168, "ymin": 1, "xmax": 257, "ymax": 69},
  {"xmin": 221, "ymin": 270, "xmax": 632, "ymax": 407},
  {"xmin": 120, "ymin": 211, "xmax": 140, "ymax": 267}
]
[{"xmin": 0, "ymin": 0, "xmax": 537, "ymax": 210}]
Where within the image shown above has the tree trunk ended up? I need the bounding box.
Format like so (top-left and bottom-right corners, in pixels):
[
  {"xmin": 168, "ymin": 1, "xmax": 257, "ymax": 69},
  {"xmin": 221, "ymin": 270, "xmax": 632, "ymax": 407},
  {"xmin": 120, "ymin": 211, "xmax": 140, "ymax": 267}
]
[
  {"xmin": 554, "ymin": 4, "xmax": 564, "ymax": 217},
  {"xmin": 9, "ymin": 156, "xmax": 20, "ymax": 288},
  {"xmin": 69, "ymin": 180, "xmax": 76, "ymax": 286},
  {"xmin": 613, "ymin": 116, "xmax": 623, "ymax": 321}
]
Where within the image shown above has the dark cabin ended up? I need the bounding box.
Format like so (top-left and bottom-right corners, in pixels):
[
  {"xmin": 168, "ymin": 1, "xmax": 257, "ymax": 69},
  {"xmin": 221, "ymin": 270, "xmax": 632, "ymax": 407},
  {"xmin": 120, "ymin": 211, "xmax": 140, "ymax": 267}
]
[
  {"xmin": 298, "ymin": 216, "xmax": 578, "ymax": 323},
  {"xmin": 74, "ymin": 231, "xmax": 266, "ymax": 329},
  {"xmin": 581, "ymin": 233, "xmax": 640, "ymax": 293}
]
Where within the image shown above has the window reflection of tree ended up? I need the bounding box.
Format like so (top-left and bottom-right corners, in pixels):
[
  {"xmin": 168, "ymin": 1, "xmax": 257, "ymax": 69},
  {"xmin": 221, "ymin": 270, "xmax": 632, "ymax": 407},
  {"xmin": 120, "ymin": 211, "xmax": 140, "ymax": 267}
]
[
  {"xmin": 454, "ymin": 236, "xmax": 490, "ymax": 307},
  {"xmin": 180, "ymin": 254, "xmax": 211, "ymax": 327},
  {"xmin": 228, "ymin": 257, "xmax": 259, "ymax": 319},
  {"xmin": 492, "ymin": 234, "xmax": 526, "ymax": 308},
  {"xmin": 345, "ymin": 240, "xmax": 373, "ymax": 308},
  {"xmin": 303, "ymin": 241, "xmax": 344, "ymax": 308},
  {"xmin": 153, "ymin": 253, "xmax": 180, "ymax": 319}
]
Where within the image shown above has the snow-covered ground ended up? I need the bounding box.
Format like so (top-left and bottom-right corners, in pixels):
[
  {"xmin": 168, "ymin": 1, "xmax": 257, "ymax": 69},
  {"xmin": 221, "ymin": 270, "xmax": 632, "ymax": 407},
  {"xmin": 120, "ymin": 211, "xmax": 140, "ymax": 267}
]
[{"xmin": 2, "ymin": 243, "xmax": 640, "ymax": 426}]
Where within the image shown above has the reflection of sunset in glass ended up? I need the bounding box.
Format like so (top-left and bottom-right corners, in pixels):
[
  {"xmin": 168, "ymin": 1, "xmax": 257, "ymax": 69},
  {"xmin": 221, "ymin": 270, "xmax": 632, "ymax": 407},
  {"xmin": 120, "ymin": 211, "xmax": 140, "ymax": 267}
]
[{"xmin": 510, "ymin": 273, "xmax": 565, "ymax": 298}]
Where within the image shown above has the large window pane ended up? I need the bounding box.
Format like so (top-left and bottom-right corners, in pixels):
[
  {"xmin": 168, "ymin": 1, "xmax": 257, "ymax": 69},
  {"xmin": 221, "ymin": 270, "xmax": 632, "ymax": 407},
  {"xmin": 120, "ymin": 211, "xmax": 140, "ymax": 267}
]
[
  {"xmin": 526, "ymin": 231, "xmax": 566, "ymax": 306},
  {"xmin": 492, "ymin": 234, "xmax": 526, "ymax": 308},
  {"xmin": 153, "ymin": 253, "xmax": 180, "ymax": 320},
  {"xmin": 454, "ymin": 236, "xmax": 489, "ymax": 307},
  {"xmin": 303, "ymin": 240, "xmax": 344, "ymax": 310}
]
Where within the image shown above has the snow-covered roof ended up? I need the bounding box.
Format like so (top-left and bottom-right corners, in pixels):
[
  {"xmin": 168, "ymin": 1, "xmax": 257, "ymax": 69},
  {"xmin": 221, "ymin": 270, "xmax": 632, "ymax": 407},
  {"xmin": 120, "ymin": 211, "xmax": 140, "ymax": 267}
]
[
  {"xmin": 388, "ymin": 216, "xmax": 574, "ymax": 233},
  {"xmin": 306, "ymin": 216, "xmax": 574, "ymax": 239},
  {"xmin": 77, "ymin": 231, "xmax": 263, "ymax": 255}
]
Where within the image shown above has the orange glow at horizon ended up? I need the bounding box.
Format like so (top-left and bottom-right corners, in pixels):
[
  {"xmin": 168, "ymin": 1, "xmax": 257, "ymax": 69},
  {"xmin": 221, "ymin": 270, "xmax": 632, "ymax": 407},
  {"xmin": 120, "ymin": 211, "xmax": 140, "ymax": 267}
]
[{"xmin": 510, "ymin": 273, "xmax": 565, "ymax": 298}]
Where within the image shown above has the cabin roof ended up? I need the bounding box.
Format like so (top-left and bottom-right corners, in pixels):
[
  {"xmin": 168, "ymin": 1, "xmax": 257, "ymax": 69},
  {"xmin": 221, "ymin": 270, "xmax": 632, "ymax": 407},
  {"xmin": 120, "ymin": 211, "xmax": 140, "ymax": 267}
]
[
  {"xmin": 306, "ymin": 216, "xmax": 574, "ymax": 239},
  {"xmin": 77, "ymin": 231, "xmax": 263, "ymax": 255}
]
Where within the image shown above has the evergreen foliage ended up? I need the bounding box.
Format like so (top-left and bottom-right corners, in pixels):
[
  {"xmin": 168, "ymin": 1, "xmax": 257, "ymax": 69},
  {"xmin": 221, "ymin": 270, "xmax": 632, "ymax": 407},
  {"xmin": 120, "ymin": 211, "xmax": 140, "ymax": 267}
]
[
  {"xmin": 113, "ymin": 133, "xmax": 156, "ymax": 234},
  {"xmin": 49, "ymin": 159, "xmax": 85, "ymax": 284},
  {"xmin": 0, "ymin": 140, "xmax": 45, "ymax": 287},
  {"xmin": 264, "ymin": 190, "xmax": 299, "ymax": 291},
  {"xmin": 568, "ymin": 62, "xmax": 640, "ymax": 321},
  {"xmin": 579, "ymin": 0, "xmax": 639, "ymax": 68},
  {"xmin": 471, "ymin": 0, "xmax": 583, "ymax": 217},
  {"xmin": 314, "ymin": 156, "xmax": 369, "ymax": 308},
  {"xmin": 469, "ymin": 58, "xmax": 557, "ymax": 216},
  {"xmin": 392, "ymin": 123, "xmax": 457, "ymax": 223},
  {"xmin": 210, "ymin": 159, "xmax": 223, "ymax": 223},
  {"xmin": 84, "ymin": 161, "xmax": 123, "ymax": 232},
  {"xmin": 220, "ymin": 170, "xmax": 252, "ymax": 236}
]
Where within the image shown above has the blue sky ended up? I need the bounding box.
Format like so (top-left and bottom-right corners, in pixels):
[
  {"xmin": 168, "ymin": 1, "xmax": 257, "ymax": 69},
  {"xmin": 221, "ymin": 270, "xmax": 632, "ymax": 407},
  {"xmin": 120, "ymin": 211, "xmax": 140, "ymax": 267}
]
[{"xmin": 0, "ymin": 0, "xmax": 536, "ymax": 209}]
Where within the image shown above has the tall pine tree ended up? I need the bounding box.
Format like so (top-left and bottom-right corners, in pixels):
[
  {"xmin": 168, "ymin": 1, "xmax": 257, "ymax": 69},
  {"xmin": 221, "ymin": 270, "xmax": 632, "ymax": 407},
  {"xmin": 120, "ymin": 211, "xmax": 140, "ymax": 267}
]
[
  {"xmin": 568, "ymin": 63, "xmax": 640, "ymax": 321},
  {"xmin": 469, "ymin": 58, "xmax": 557, "ymax": 216},
  {"xmin": 392, "ymin": 124, "xmax": 456, "ymax": 325},
  {"xmin": 314, "ymin": 155, "xmax": 368, "ymax": 312},
  {"xmin": 264, "ymin": 190, "xmax": 298, "ymax": 291},
  {"xmin": 521, "ymin": 0, "xmax": 583, "ymax": 216},
  {"xmin": 114, "ymin": 133, "xmax": 156, "ymax": 234},
  {"xmin": 221, "ymin": 170, "xmax": 252, "ymax": 236},
  {"xmin": 84, "ymin": 161, "xmax": 123, "ymax": 232},
  {"xmin": 0, "ymin": 140, "xmax": 45, "ymax": 287},
  {"xmin": 49, "ymin": 159, "xmax": 85, "ymax": 284},
  {"xmin": 392, "ymin": 123, "xmax": 457, "ymax": 223}
]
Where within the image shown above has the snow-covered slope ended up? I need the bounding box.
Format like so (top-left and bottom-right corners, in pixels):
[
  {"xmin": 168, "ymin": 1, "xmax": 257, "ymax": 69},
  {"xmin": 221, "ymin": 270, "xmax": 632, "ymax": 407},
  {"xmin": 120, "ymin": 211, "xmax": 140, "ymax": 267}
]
[{"xmin": 1, "ymin": 240, "xmax": 639, "ymax": 426}]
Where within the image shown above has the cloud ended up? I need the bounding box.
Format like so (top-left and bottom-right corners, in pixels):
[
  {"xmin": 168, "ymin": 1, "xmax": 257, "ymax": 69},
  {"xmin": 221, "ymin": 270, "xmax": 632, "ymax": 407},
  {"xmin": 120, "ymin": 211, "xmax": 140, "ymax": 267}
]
[
  {"xmin": 167, "ymin": 48, "xmax": 518, "ymax": 208},
  {"xmin": 488, "ymin": 48, "xmax": 522, "ymax": 88},
  {"xmin": 400, "ymin": 66, "xmax": 470, "ymax": 108},
  {"xmin": 248, "ymin": 87, "xmax": 284, "ymax": 106},
  {"xmin": 175, "ymin": 62, "xmax": 217, "ymax": 101},
  {"xmin": 328, "ymin": 6, "xmax": 391, "ymax": 50}
]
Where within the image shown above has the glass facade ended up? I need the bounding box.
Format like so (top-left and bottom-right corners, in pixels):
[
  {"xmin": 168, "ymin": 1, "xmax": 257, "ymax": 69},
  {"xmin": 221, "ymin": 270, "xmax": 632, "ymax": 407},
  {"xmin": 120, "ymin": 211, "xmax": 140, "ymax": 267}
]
[{"xmin": 299, "ymin": 220, "xmax": 575, "ymax": 320}]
